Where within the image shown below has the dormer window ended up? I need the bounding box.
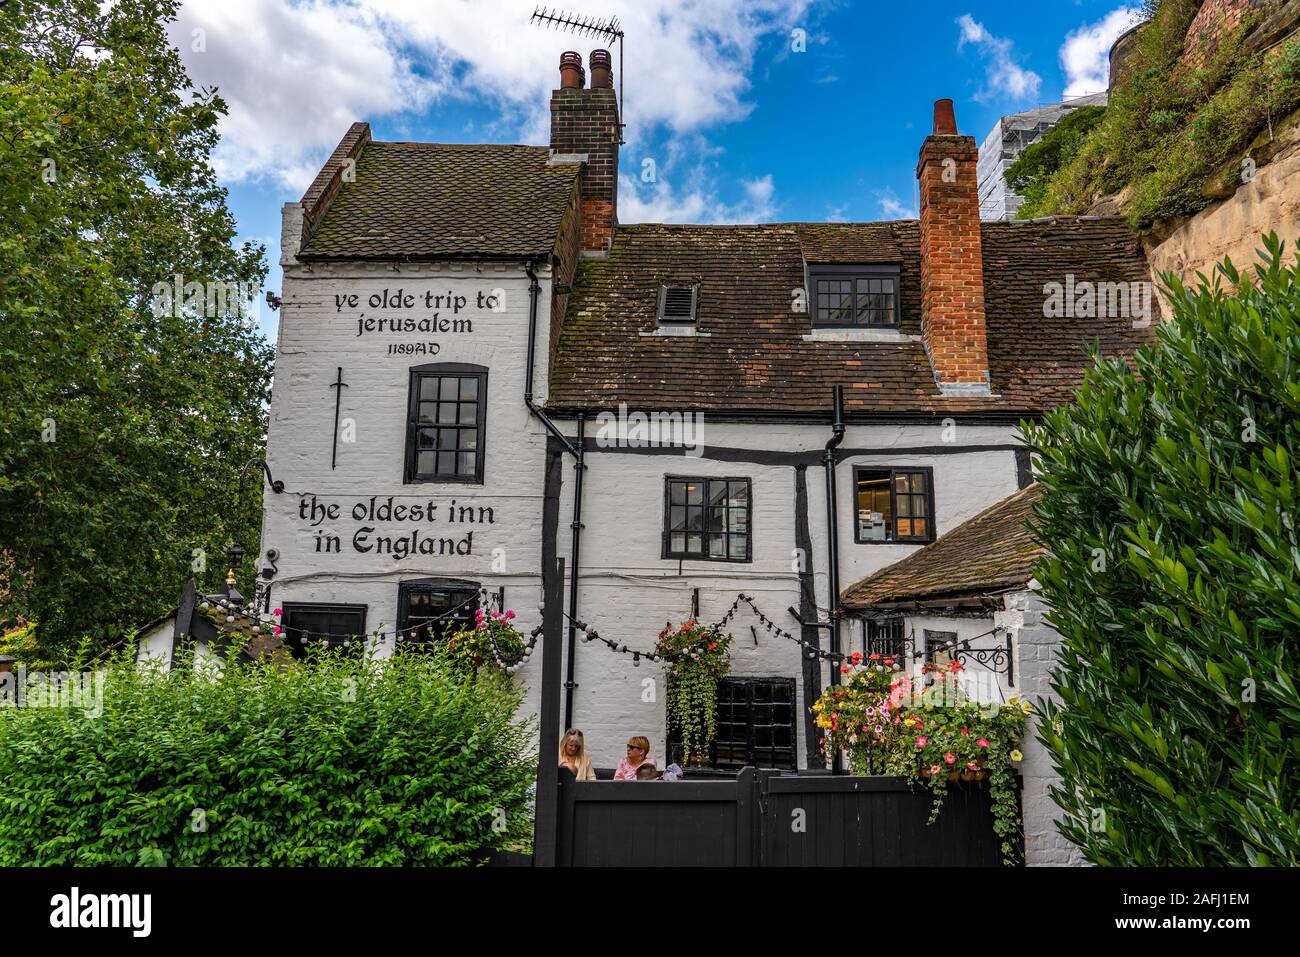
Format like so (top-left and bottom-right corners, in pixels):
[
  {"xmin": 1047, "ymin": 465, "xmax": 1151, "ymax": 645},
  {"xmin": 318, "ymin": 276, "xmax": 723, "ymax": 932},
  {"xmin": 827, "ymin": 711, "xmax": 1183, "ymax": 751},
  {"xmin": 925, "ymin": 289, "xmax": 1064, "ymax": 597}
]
[
  {"xmin": 657, "ymin": 284, "xmax": 697, "ymax": 327},
  {"xmin": 809, "ymin": 265, "xmax": 900, "ymax": 328}
]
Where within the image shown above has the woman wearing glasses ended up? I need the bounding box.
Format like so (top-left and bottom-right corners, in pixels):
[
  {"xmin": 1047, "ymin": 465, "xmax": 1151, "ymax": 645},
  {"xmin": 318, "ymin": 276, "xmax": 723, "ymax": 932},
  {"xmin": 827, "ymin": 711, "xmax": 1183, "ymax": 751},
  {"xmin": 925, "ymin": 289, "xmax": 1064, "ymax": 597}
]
[{"xmin": 613, "ymin": 735, "xmax": 655, "ymax": 780}]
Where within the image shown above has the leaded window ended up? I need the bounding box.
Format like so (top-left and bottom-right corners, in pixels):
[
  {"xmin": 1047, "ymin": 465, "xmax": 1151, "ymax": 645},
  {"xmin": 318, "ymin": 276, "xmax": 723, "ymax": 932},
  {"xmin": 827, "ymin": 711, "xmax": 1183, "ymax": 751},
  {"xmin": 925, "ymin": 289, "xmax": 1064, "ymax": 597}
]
[
  {"xmin": 810, "ymin": 265, "xmax": 900, "ymax": 328},
  {"xmin": 663, "ymin": 477, "xmax": 751, "ymax": 562},
  {"xmin": 405, "ymin": 363, "xmax": 487, "ymax": 483}
]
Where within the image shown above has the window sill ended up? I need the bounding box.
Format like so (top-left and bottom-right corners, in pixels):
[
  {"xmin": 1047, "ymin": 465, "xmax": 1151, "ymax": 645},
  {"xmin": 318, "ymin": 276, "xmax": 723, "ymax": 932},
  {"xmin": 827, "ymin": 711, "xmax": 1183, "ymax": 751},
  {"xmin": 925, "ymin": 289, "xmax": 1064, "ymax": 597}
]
[
  {"xmin": 803, "ymin": 328, "xmax": 918, "ymax": 343},
  {"xmin": 641, "ymin": 327, "xmax": 711, "ymax": 337}
]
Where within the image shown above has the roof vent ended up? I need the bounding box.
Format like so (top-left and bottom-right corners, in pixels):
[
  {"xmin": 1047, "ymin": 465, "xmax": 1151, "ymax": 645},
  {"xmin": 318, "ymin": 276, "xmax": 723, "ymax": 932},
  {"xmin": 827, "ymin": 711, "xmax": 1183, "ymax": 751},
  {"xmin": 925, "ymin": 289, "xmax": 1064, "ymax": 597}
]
[{"xmin": 657, "ymin": 284, "xmax": 697, "ymax": 325}]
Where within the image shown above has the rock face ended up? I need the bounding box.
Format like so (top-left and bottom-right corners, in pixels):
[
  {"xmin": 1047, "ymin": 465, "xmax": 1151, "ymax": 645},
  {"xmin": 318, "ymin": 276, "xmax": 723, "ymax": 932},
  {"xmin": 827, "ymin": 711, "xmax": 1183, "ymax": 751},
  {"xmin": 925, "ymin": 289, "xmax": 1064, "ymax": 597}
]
[{"xmin": 1146, "ymin": 121, "xmax": 1300, "ymax": 283}]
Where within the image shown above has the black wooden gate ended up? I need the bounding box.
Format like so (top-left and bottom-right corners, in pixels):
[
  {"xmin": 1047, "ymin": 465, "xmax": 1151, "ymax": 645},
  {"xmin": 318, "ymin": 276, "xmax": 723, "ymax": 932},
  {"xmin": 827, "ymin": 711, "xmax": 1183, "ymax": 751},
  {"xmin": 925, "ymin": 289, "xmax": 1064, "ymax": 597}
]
[{"xmin": 553, "ymin": 767, "xmax": 1009, "ymax": 866}]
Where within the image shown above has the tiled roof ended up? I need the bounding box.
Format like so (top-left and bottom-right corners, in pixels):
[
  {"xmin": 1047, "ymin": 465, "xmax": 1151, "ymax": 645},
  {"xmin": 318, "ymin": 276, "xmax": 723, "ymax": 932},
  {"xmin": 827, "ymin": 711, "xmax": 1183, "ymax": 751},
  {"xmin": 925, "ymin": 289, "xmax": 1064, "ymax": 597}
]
[
  {"xmin": 299, "ymin": 142, "xmax": 580, "ymax": 259},
  {"xmin": 550, "ymin": 217, "xmax": 1155, "ymax": 415},
  {"xmin": 840, "ymin": 483, "xmax": 1045, "ymax": 609}
]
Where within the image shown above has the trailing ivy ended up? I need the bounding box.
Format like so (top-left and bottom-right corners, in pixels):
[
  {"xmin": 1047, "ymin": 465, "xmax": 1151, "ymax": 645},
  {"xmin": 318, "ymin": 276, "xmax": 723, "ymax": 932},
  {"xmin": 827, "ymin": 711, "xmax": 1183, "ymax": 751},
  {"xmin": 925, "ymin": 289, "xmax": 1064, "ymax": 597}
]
[
  {"xmin": 0, "ymin": 646, "xmax": 536, "ymax": 865},
  {"xmin": 656, "ymin": 619, "xmax": 732, "ymax": 766},
  {"xmin": 1022, "ymin": 235, "xmax": 1300, "ymax": 865}
]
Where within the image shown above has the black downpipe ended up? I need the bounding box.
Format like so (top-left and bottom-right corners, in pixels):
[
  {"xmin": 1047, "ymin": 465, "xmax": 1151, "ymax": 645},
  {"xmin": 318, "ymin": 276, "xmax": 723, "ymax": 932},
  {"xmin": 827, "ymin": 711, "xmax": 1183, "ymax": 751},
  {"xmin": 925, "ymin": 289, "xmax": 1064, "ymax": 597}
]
[
  {"xmin": 524, "ymin": 261, "xmax": 580, "ymax": 459},
  {"xmin": 564, "ymin": 414, "xmax": 586, "ymax": 729},
  {"xmin": 823, "ymin": 385, "xmax": 845, "ymax": 773},
  {"xmin": 524, "ymin": 261, "xmax": 584, "ymax": 728}
]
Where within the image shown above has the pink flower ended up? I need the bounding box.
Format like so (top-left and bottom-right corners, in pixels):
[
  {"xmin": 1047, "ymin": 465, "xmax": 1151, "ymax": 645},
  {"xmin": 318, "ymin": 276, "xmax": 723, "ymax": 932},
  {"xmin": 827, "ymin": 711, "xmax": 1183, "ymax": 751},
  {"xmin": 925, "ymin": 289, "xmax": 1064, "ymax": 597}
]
[
  {"xmin": 272, "ymin": 608, "xmax": 282, "ymax": 617},
  {"xmin": 944, "ymin": 752, "xmax": 956, "ymax": 765},
  {"xmin": 841, "ymin": 665, "xmax": 851, "ymax": 674},
  {"xmin": 272, "ymin": 625, "xmax": 281, "ymax": 635},
  {"xmin": 504, "ymin": 610, "xmax": 516, "ymax": 620},
  {"xmin": 967, "ymin": 762, "xmax": 979, "ymax": 770},
  {"xmin": 960, "ymin": 728, "xmax": 969, "ymax": 736},
  {"xmin": 930, "ymin": 764, "xmax": 941, "ymax": 775},
  {"xmin": 865, "ymin": 707, "xmax": 875, "ymax": 716},
  {"xmin": 874, "ymin": 725, "xmax": 884, "ymax": 734},
  {"xmin": 976, "ymin": 738, "xmax": 990, "ymax": 748},
  {"xmin": 915, "ymin": 736, "xmax": 927, "ymax": 748}
]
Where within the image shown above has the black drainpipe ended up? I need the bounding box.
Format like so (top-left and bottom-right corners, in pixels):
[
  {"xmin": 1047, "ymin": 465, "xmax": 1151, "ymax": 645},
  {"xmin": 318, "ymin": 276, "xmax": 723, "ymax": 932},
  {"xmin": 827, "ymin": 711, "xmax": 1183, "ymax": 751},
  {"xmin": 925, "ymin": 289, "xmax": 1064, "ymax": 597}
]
[
  {"xmin": 524, "ymin": 261, "xmax": 584, "ymax": 728},
  {"xmin": 823, "ymin": 385, "xmax": 845, "ymax": 773},
  {"xmin": 524, "ymin": 261, "xmax": 579, "ymax": 458},
  {"xmin": 564, "ymin": 414, "xmax": 586, "ymax": 728}
]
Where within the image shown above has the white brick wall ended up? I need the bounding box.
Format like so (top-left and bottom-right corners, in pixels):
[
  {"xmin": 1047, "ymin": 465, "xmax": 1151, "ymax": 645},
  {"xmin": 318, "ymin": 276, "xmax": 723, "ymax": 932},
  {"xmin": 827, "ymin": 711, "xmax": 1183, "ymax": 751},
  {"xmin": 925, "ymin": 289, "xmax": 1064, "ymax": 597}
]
[{"xmin": 263, "ymin": 204, "xmax": 1032, "ymax": 773}]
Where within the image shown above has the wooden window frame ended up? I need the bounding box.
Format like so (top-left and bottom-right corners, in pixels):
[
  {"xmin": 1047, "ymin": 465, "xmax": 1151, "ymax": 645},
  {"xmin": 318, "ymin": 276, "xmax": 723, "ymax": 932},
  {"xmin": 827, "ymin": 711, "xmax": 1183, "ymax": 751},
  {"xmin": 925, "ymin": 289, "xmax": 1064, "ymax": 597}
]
[
  {"xmin": 404, "ymin": 362, "xmax": 488, "ymax": 485},
  {"xmin": 808, "ymin": 264, "xmax": 902, "ymax": 329},
  {"xmin": 852, "ymin": 466, "xmax": 936, "ymax": 545},
  {"xmin": 661, "ymin": 476, "xmax": 753, "ymax": 563}
]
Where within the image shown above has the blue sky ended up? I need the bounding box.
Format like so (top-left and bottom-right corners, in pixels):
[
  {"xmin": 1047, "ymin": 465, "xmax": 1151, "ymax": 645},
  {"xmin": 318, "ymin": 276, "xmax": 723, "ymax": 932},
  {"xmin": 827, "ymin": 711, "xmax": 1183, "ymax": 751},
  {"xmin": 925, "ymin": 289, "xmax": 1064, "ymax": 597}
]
[{"xmin": 170, "ymin": 0, "xmax": 1143, "ymax": 339}]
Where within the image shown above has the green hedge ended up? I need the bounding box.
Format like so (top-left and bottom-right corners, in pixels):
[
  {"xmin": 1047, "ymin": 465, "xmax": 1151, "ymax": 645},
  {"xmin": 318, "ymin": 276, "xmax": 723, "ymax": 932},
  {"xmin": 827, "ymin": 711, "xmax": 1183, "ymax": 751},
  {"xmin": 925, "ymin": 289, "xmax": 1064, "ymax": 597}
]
[
  {"xmin": 0, "ymin": 648, "xmax": 536, "ymax": 865},
  {"xmin": 1023, "ymin": 235, "xmax": 1300, "ymax": 865}
]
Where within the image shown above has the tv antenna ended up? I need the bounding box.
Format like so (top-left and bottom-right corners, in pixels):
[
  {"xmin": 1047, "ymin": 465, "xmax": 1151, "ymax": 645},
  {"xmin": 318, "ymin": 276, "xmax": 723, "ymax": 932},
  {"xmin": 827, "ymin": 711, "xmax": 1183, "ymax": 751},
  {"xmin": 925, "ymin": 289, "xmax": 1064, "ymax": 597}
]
[{"xmin": 531, "ymin": 6, "xmax": 626, "ymax": 143}]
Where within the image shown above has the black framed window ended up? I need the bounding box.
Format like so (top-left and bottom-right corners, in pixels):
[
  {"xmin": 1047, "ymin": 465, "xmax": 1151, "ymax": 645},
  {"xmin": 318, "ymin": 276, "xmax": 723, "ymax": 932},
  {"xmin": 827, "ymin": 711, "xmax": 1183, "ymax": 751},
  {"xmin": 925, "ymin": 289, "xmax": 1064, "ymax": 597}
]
[
  {"xmin": 853, "ymin": 467, "xmax": 935, "ymax": 544},
  {"xmin": 397, "ymin": 578, "xmax": 480, "ymax": 649},
  {"xmin": 714, "ymin": 678, "xmax": 798, "ymax": 770},
  {"xmin": 864, "ymin": 616, "xmax": 906, "ymax": 660},
  {"xmin": 662, "ymin": 477, "xmax": 751, "ymax": 562},
  {"xmin": 810, "ymin": 265, "xmax": 900, "ymax": 328},
  {"xmin": 279, "ymin": 603, "xmax": 367, "ymax": 659},
  {"xmin": 405, "ymin": 363, "xmax": 487, "ymax": 483}
]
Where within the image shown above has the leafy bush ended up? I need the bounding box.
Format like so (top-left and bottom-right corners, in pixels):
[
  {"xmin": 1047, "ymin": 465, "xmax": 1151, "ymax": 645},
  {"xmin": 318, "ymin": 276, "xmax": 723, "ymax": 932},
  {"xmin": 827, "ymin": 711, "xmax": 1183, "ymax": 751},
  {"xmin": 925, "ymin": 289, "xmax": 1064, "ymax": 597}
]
[
  {"xmin": 0, "ymin": 647, "xmax": 536, "ymax": 865},
  {"xmin": 1023, "ymin": 235, "xmax": 1300, "ymax": 865},
  {"xmin": 1004, "ymin": 105, "xmax": 1107, "ymax": 212}
]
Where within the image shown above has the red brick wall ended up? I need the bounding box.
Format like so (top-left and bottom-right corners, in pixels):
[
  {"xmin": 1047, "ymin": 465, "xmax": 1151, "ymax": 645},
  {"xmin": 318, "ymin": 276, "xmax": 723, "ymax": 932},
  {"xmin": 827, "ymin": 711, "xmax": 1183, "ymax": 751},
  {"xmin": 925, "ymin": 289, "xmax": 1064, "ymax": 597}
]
[
  {"xmin": 916, "ymin": 135, "xmax": 989, "ymax": 389},
  {"xmin": 550, "ymin": 87, "xmax": 620, "ymax": 254},
  {"xmin": 1182, "ymin": 0, "xmax": 1282, "ymax": 67}
]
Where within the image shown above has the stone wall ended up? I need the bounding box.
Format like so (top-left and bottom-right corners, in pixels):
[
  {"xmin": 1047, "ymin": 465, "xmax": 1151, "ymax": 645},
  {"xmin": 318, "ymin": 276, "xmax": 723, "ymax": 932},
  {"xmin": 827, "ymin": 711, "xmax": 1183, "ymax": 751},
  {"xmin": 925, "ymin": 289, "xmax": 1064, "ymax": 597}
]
[
  {"xmin": 1148, "ymin": 118, "xmax": 1300, "ymax": 282},
  {"xmin": 1009, "ymin": 590, "xmax": 1090, "ymax": 866}
]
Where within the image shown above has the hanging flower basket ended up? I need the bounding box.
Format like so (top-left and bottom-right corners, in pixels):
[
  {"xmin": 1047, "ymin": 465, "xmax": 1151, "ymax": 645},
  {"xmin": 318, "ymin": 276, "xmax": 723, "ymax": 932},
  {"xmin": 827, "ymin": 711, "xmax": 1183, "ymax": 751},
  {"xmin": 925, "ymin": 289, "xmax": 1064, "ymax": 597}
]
[{"xmin": 655, "ymin": 619, "xmax": 732, "ymax": 767}]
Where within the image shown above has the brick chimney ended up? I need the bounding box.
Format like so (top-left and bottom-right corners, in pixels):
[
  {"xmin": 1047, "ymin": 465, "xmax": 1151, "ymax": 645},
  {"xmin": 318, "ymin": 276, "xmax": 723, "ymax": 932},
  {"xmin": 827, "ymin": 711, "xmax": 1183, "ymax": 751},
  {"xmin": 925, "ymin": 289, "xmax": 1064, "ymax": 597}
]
[
  {"xmin": 916, "ymin": 98, "xmax": 990, "ymax": 394},
  {"xmin": 550, "ymin": 50, "xmax": 620, "ymax": 256}
]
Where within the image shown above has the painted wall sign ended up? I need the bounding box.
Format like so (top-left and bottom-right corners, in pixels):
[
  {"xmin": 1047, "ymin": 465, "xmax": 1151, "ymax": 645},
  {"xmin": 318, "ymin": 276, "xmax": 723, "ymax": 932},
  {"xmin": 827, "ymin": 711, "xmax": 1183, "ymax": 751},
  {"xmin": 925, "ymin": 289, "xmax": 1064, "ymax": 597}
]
[
  {"xmin": 332, "ymin": 287, "xmax": 507, "ymax": 352},
  {"xmin": 298, "ymin": 494, "xmax": 498, "ymax": 561}
]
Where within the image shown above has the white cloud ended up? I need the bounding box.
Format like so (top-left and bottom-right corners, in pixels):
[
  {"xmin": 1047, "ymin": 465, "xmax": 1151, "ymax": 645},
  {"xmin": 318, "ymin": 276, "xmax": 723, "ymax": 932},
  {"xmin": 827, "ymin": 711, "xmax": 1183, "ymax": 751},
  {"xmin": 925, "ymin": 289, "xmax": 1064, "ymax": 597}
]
[
  {"xmin": 621, "ymin": 173, "xmax": 777, "ymax": 224},
  {"xmin": 875, "ymin": 189, "xmax": 916, "ymax": 220},
  {"xmin": 956, "ymin": 13, "xmax": 1041, "ymax": 103},
  {"xmin": 173, "ymin": 0, "xmax": 812, "ymax": 191},
  {"xmin": 1060, "ymin": 7, "xmax": 1143, "ymax": 98}
]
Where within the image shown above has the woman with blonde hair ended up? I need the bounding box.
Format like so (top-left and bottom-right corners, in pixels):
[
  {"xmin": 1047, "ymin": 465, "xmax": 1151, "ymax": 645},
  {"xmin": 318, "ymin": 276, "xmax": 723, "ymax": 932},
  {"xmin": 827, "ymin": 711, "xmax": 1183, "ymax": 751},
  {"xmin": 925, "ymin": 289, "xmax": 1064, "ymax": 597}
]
[
  {"xmin": 613, "ymin": 735, "xmax": 655, "ymax": 781},
  {"xmin": 558, "ymin": 728, "xmax": 596, "ymax": 781}
]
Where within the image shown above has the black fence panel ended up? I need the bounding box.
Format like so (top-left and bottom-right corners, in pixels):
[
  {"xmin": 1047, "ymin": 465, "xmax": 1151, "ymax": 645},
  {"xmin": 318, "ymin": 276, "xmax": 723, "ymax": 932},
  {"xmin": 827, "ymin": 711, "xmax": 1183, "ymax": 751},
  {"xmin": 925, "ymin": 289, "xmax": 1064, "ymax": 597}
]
[
  {"xmin": 556, "ymin": 767, "xmax": 755, "ymax": 866},
  {"xmin": 552, "ymin": 767, "xmax": 1011, "ymax": 867},
  {"xmin": 760, "ymin": 773, "xmax": 1003, "ymax": 866}
]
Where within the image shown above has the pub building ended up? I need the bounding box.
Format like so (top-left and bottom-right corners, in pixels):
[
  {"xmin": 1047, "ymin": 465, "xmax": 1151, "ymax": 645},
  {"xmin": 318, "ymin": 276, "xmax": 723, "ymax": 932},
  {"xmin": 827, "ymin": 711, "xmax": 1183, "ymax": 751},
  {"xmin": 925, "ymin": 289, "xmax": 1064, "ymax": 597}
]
[{"xmin": 140, "ymin": 50, "xmax": 1154, "ymax": 777}]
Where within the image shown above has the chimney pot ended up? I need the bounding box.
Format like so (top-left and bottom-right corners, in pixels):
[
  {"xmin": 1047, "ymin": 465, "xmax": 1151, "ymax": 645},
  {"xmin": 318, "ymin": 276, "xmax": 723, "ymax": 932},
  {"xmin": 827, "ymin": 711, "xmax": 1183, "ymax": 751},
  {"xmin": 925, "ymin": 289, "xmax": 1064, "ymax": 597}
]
[
  {"xmin": 589, "ymin": 49, "xmax": 613, "ymax": 89},
  {"xmin": 933, "ymin": 98, "xmax": 957, "ymax": 136},
  {"xmin": 559, "ymin": 51, "xmax": 583, "ymax": 89}
]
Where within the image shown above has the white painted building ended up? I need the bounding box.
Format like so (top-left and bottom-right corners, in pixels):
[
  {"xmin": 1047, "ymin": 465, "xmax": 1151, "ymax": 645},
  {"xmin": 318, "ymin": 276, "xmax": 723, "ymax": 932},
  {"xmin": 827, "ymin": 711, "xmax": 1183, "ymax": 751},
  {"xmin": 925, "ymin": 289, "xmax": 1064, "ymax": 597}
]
[{"xmin": 170, "ymin": 54, "xmax": 1156, "ymax": 790}]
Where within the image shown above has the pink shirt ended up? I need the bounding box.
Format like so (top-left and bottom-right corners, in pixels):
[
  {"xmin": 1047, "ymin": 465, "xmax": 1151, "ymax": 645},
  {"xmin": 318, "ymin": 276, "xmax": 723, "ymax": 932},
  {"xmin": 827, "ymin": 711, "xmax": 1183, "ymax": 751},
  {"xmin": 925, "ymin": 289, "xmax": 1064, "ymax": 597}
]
[{"xmin": 614, "ymin": 757, "xmax": 656, "ymax": 780}]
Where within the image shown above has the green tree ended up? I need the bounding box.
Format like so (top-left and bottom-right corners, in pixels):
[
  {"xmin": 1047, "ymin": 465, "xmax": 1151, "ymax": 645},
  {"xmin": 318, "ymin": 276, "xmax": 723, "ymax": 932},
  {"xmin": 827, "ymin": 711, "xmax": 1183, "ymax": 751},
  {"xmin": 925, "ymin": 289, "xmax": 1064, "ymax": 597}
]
[
  {"xmin": 1024, "ymin": 234, "xmax": 1300, "ymax": 865},
  {"xmin": 0, "ymin": 0, "xmax": 272, "ymax": 658},
  {"xmin": 1005, "ymin": 105, "xmax": 1106, "ymax": 218}
]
